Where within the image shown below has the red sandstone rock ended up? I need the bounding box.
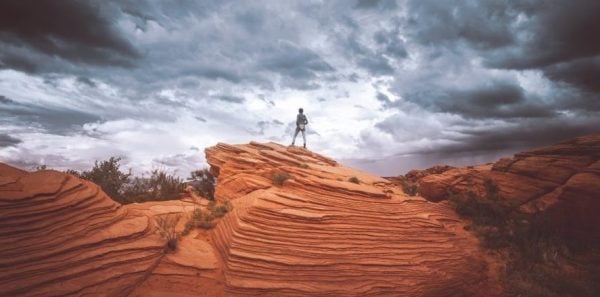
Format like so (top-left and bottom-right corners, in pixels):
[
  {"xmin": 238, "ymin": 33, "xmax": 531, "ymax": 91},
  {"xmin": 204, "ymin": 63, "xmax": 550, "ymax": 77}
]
[
  {"xmin": 0, "ymin": 166, "xmax": 218, "ymax": 297},
  {"xmin": 205, "ymin": 142, "xmax": 500, "ymax": 296},
  {"xmin": 416, "ymin": 134, "xmax": 600, "ymax": 242},
  {"xmin": 1, "ymin": 141, "xmax": 505, "ymax": 297}
]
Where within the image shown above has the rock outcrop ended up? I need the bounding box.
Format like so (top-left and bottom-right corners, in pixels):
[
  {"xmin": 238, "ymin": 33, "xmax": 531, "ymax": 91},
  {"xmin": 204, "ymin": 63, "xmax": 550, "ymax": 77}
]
[
  {"xmin": 1, "ymin": 141, "xmax": 511, "ymax": 296},
  {"xmin": 415, "ymin": 134, "xmax": 600, "ymax": 243},
  {"xmin": 205, "ymin": 142, "xmax": 499, "ymax": 296},
  {"xmin": 0, "ymin": 164, "xmax": 161, "ymax": 296},
  {"xmin": 0, "ymin": 164, "xmax": 217, "ymax": 297}
]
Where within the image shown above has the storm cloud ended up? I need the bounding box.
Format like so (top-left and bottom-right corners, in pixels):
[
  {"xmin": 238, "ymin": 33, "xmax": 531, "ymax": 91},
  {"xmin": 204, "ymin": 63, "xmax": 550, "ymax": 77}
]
[
  {"xmin": 1, "ymin": 0, "xmax": 599, "ymax": 176},
  {"xmin": 0, "ymin": 0, "xmax": 139, "ymax": 73}
]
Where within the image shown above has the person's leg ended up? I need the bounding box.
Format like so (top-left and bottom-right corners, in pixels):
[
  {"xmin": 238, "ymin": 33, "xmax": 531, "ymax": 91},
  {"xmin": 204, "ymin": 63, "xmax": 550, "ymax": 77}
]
[
  {"xmin": 291, "ymin": 128, "xmax": 299, "ymax": 145},
  {"xmin": 302, "ymin": 129, "xmax": 306, "ymax": 148}
]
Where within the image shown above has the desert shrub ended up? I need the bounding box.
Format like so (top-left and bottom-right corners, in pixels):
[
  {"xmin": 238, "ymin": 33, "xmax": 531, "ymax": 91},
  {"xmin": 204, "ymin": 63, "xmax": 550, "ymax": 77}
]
[
  {"xmin": 503, "ymin": 248, "xmax": 598, "ymax": 297},
  {"xmin": 183, "ymin": 200, "xmax": 233, "ymax": 233},
  {"xmin": 65, "ymin": 169, "xmax": 81, "ymax": 177},
  {"xmin": 156, "ymin": 214, "xmax": 181, "ymax": 251},
  {"xmin": 449, "ymin": 191, "xmax": 510, "ymax": 228},
  {"xmin": 188, "ymin": 168, "xmax": 216, "ymax": 200},
  {"xmin": 79, "ymin": 157, "xmax": 131, "ymax": 203},
  {"xmin": 348, "ymin": 176, "xmax": 360, "ymax": 184},
  {"xmin": 122, "ymin": 169, "xmax": 185, "ymax": 203},
  {"xmin": 449, "ymin": 183, "xmax": 599, "ymax": 296},
  {"xmin": 147, "ymin": 169, "xmax": 185, "ymax": 200},
  {"xmin": 299, "ymin": 163, "xmax": 309, "ymax": 169},
  {"xmin": 272, "ymin": 171, "xmax": 291, "ymax": 186},
  {"xmin": 33, "ymin": 164, "xmax": 48, "ymax": 171},
  {"xmin": 188, "ymin": 208, "xmax": 215, "ymax": 230},
  {"xmin": 209, "ymin": 200, "xmax": 232, "ymax": 218},
  {"xmin": 397, "ymin": 176, "xmax": 418, "ymax": 196},
  {"xmin": 484, "ymin": 177, "xmax": 500, "ymax": 199}
]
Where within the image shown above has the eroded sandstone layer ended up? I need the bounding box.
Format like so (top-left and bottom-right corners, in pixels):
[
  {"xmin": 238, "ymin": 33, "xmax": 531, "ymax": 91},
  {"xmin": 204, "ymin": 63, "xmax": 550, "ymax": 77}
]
[
  {"xmin": 415, "ymin": 134, "xmax": 600, "ymax": 242},
  {"xmin": 0, "ymin": 164, "xmax": 211, "ymax": 297},
  {"xmin": 206, "ymin": 142, "xmax": 499, "ymax": 296},
  {"xmin": 1, "ymin": 141, "xmax": 504, "ymax": 297}
]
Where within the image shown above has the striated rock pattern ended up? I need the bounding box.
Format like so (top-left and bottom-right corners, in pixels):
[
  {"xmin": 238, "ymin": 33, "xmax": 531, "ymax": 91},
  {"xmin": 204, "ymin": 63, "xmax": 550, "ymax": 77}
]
[
  {"xmin": 2, "ymin": 139, "xmax": 517, "ymax": 296},
  {"xmin": 0, "ymin": 163, "xmax": 216, "ymax": 297},
  {"xmin": 417, "ymin": 134, "xmax": 600, "ymax": 242},
  {"xmin": 206, "ymin": 142, "xmax": 499, "ymax": 296},
  {"xmin": 0, "ymin": 164, "xmax": 164, "ymax": 297}
]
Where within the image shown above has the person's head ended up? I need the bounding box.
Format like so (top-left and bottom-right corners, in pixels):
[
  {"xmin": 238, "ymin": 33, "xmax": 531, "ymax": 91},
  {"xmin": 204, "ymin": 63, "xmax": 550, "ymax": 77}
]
[{"xmin": 299, "ymin": 108, "xmax": 304, "ymax": 114}]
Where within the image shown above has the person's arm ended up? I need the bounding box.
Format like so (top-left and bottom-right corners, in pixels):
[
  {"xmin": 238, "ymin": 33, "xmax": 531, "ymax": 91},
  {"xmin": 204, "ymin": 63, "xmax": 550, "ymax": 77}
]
[{"xmin": 304, "ymin": 115, "xmax": 308, "ymax": 125}]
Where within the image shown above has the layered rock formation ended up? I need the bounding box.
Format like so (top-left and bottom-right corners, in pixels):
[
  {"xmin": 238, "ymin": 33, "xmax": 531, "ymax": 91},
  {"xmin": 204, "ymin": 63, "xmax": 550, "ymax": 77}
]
[
  {"xmin": 205, "ymin": 142, "xmax": 499, "ymax": 296},
  {"xmin": 0, "ymin": 164, "xmax": 216, "ymax": 297},
  {"xmin": 2, "ymin": 140, "xmax": 518, "ymax": 296},
  {"xmin": 412, "ymin": 134, "xmax": 600, "ymax": 242}
]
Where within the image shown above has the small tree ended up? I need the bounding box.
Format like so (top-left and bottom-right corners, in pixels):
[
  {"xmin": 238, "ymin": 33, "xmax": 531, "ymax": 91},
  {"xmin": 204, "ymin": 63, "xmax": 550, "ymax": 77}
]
[
  {"xmin": 123, "ymin": 170, "xmax": 185, "ymax": 203},
  {"xmin": 148, "ymin": 169, "xmax": 185, "ymax": 200},
  {"xmin": 80, "ymin": 157, "xmax": 131, "ymax": 203},
  {"xmin": 188, "ymin": 168, "xmax": 216, "ymax": 200}
]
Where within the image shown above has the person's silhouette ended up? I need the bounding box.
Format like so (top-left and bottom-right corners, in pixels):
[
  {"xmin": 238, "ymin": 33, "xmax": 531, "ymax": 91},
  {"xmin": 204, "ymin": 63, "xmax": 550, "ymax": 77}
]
[{"xmin": 291, "ymin": 108, "xmax": 308, "ymax": 148}]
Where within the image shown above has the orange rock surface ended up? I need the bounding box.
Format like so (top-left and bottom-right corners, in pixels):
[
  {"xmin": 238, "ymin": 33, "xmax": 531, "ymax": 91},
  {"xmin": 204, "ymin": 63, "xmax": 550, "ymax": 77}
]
[
  {"xmin": 1, "ymin": 141, "xmax": 505, "ymax": 296},
  {"xmin": 0, "ymin": 164, "xmax": 218, "ymax": 297},
  {"xmin": 205, "ymin": 142, "xmax": 499, "ymax": 296},
  {"xmin": 417, "ymin": 134, "xmax": 600, "ymax": 242}
]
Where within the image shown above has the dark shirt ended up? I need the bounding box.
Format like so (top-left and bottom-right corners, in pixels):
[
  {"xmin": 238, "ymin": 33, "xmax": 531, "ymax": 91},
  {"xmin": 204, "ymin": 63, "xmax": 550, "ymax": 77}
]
[{"xmin": 296, "ymin": 113, "xmax": 308, "ymax": 126}]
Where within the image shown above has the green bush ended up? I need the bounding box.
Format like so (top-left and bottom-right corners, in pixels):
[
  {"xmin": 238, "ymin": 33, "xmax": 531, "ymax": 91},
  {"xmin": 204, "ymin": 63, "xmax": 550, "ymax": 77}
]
[
  {"xmin": 183, "ymin": 201, "xmax": 233, "ymax": 233},
  {"xmin": 188, "ymin": 168, "xmax": 216, "ymax": 200},
  {"xmin": 78, "ymin": 157, "xmax": 131, "ymax": 203},
  {"xmin": 348, "ymin": 176, "xmax": 360, "ymax": 184},
  {"xmin": 72, "ymin": 157, "xmax": 185, "ymax": 204},
  {"xmin": 272, "ymin": 171, "xmax": 291, "ymax": 186},
  {"xmin": 122, "ymin": 169, "xmax": 185, "ymax": 203}
]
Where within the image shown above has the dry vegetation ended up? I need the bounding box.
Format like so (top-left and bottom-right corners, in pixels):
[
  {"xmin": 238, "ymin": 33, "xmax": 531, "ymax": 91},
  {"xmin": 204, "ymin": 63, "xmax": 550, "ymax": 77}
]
[
  {"xmin": 155, "ymin": 214, "xmax": 181, "ymax": 252},
  {"xmin": 61, "ymin": 157, "xmax": 215, "ymax": 204},
  {"xmin": 182, "ymin": 200, "xmax": 233, "ymax": 235},
  {"xmin": 449, "ymin": 178, "xmax": 599, "ymax": 297},
  {"xmin": 272, "ymin": 171, "xmax": 291, "ymax": 186}
]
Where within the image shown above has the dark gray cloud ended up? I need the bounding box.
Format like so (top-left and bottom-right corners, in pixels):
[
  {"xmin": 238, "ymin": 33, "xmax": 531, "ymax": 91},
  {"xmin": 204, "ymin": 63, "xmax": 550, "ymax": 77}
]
[
  {"xmin": 259, "ymin": 40, "xmax": 334, "ymax": 79},
  {"xmin": 0, "ymin": 95, "xmax": 100, "ymax": 134},
  {"xmin": 342, "ymin": 35, "xmax": 396, "ymax": 76},
  {"xmin": 0, "ymin": 0, "xmax": 139, "ymax": 73},
  {"xmin": 543, "ymin": 56, "xmax": 600, "ymax": 93},
  {"xmin": 0, "ymin": 134, "xmax": 21, "ymax": 147},
  {"xmin": 1, "ymin": 0, "xmax": 599, "ymax": 177},
  {"xmin": 421, "ymin": 118, "xmax": 600, "ymax": 155},
  {"xmin": 354, "ymin": 0, "xmax": 398, "ymax": 10},
  {"xmin": 374, "ymin": 29, "xmax": 407, "ymax": 59},
  {"xmin": 256, "ymin": 119, "xmax": 284, "ymax": 135},
  {"xmin": 403, "ymin": 81, "xmax": 555, "ymax": 119},
  {"xmin": 405, "ymin": 0, "xmax": 516, "ymax": 50},
  {"xmin": 76, "ymin": 76, "xmax": 97, "ymax": 88},
  {"xmin": 405, "ymin": 0, "xmax": 600, "ymax": 94},
  {"xmin": 485, "ymin": 0, "xmax": 600, "ymax": 70},
  {"xmin": 375, "ymin": 92, "xmax": 391, "ymax": 108},
  {"xmin": 216, "ymin": 95, "xmax": 245, "ymax": 104}
]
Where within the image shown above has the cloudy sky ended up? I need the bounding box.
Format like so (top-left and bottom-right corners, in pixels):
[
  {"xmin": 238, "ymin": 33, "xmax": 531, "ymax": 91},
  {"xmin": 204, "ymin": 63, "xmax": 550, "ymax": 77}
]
[{"xmin": 1, "ymin": 0, "xmax": 599, "ymax": 177}]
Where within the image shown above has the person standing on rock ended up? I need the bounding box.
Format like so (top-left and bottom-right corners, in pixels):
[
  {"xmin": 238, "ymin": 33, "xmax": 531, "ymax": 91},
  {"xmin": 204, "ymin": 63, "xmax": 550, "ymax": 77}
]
[{"xmin": 291, "ymin": 108, "xmax": 308, "ymax": 148}]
